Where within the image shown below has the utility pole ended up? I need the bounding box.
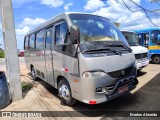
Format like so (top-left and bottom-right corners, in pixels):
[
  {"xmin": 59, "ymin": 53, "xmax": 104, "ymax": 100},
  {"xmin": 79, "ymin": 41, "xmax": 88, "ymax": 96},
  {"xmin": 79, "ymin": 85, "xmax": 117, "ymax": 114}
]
[{"xmin": 0, "ymin": 0, "xmax": 22, "ymax": 101}]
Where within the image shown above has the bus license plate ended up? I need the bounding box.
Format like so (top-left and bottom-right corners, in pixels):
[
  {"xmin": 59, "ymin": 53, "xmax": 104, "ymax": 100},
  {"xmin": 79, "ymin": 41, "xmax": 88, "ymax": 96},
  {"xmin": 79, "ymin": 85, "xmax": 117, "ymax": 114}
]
[{"xmin": 118, "ymin": 85, "xmax": 128, "ymax": 94}]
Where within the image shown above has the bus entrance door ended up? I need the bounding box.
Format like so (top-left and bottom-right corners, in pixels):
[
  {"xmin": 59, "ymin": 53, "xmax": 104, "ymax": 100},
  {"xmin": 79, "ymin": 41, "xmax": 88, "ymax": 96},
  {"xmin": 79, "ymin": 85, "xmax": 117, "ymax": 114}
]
[{"xmin": 44, "ymin": 27, "xmax": 55, "ymax": 86}]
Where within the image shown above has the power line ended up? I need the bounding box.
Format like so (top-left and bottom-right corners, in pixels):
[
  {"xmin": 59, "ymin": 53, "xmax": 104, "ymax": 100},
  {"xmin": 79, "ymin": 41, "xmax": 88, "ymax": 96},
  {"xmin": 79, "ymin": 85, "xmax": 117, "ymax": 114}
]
[
  {"xmin": 120, "ymin": 0, "xmax": 160, "ymax": 27},
  {"xmin": 143, "ymin": 9, "xmax": 159, "ymax": 27},
  {"xmin": 156, "ymin": 1, "xmax": 160, "ymax": 6},
  {"xmin": 121, "ymin": 0, "xmax": 141, "ymax": 12},
  {"xmin": 101, "ymin": 0, "xmax": 160, "ymax": 27},
  {"xmin": 117, "ymin": 0, "xmax": 142, "ymax": 12},
  {"xmin": 123, "ymin": 14, "xmax": 158, "ymax": 25},
  {"xmin": 122, "ymin": 10, "xmax": 160, "ymax": 25}
]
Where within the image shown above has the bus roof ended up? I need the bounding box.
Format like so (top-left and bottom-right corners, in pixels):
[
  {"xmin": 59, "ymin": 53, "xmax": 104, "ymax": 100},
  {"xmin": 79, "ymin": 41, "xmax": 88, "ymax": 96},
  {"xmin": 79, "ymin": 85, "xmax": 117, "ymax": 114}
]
[
  {"xmin": 25, "ymin": 12, "xmax": 110, "ymax": 36},
  {"xmin": 134, "ymin": 28, "xmax": 160, "ymax": 34}
]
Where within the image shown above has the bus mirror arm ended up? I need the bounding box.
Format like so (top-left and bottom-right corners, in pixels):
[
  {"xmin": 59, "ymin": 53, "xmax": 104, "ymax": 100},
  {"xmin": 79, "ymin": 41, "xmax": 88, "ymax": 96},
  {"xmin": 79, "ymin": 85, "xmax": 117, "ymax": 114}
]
[
  {"xmin": 69, "ymin": 25, "xmax": 80, "ymax": 44},
  {"xmin": 72, "ymin": 38, "xmax": 80, "ymax": 57}
]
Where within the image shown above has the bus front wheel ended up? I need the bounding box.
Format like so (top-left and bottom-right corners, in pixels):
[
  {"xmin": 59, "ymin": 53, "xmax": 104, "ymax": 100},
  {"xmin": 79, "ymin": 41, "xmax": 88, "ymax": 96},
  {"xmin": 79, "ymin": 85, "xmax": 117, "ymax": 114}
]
[
  {"xmin": 58, "ymin": 78, "xmax": 77, "ymax": 106},
  {"xmin": 152, "ymin": 55, "xmax": 160, "ymax": 64}
]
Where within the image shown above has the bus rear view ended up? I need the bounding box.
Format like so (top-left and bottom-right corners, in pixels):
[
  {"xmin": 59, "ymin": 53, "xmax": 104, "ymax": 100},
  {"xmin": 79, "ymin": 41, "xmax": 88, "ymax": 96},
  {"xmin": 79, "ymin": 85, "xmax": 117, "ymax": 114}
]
[
  {"xmin": 135, "ymin": 28, "xmax": 160, "ymax": 64},
  {"xmin": 24, "ymin": 13, "xmax": 138, "ymax": 106}
]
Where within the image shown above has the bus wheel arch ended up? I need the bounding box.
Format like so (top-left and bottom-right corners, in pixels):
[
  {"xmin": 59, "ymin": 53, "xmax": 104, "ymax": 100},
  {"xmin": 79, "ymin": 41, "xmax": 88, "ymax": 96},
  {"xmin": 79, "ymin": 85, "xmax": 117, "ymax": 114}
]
[
  {"xmin": 30, "ymin": 65, "xmax": 38, "ymax": 80},
  {"xmin": 30, "ymin": 64, "xmax": 34, "ymax": 71},
  {"xmin": 57, "ymin": 76, "xmax": 65, "ymax": 88},
  {"xmin": 57, "ymin": 76, "xmax": 77, "ymax": 106},
  {"xmin": 151, "ymin": 54, "xmax": 160, "ymax": 64}
]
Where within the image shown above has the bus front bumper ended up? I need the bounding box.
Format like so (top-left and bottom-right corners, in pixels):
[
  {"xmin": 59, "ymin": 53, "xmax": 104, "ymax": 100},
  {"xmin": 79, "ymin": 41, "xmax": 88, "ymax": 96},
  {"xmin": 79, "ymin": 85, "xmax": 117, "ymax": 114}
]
[
  {"xmin": 77, "ymin": 68, "xmax": 138, "ymax": 104},
  {"xmin": 136, "ymin": 60, "xmax": 149, "ymax": 70},
  {"xmin": 82, "ymin": 82, "xmax": 137, "ymax": 104}
]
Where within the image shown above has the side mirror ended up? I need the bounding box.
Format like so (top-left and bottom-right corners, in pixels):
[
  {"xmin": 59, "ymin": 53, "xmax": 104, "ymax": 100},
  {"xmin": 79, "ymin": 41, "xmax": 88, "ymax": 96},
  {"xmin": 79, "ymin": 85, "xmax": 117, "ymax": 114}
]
[{"xmin": 69, "ymin": 25, "xmax": 80, "ymax": 44}]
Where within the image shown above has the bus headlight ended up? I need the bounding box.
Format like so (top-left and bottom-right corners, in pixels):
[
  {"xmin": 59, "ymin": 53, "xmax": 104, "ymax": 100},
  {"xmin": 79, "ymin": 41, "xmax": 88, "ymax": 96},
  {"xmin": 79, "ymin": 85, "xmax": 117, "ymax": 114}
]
[{"xmin": 82, "ymin": 71, "xmax": 106, "ymax": 78}]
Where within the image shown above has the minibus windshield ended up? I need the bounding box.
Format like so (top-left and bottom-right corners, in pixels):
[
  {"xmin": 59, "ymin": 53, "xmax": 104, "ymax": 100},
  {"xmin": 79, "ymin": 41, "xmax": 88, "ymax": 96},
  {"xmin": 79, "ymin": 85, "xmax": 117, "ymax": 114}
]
[
  {"xmin": 69, "ymin": 14, "xmax": 127, "ymax": 44},
  {"xmin": 122, "ymin": 31, "xmax": 139, "ymax": 46}
]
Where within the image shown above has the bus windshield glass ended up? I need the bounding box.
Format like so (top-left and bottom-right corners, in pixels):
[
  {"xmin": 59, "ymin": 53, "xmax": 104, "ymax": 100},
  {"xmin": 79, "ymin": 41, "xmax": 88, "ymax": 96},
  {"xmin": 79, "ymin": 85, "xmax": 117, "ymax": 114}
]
[
  {"xmin": 69, "ymin": 14, "xmax": 127, "ymax": 44},
  {"xmin": 121, "ymin": 31, "xmax": 139, "ymax": 46},
  {"xmin": 151, "ymin": 30, "xmax": 160, "ymax": 43}
]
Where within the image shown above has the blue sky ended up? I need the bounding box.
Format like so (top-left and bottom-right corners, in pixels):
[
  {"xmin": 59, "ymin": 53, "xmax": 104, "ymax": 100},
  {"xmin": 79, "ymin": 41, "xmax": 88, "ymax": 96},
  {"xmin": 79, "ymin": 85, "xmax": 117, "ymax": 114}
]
[{"xmin": 0, "ymin": 0, "xmax": 160, "ymax": 50}]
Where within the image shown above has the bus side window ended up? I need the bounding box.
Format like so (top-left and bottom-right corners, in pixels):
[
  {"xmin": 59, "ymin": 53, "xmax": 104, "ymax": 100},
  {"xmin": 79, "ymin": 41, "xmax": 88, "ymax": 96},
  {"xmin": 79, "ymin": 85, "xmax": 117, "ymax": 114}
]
[
  {"xmin": 151, "ymin": 30, "xmax": 160, "ymax": 44},
  {"xmin": 55, "ymin": 22, "xmax": 69, "ymax": 45},
  {"xmin": 55, "ymin": 22, "xmax": 76, "ymax": 57},
  {"xmin": 29, "ymin": 34, "xmax": 35, "ymax": 49},
  {"xmin": 24, "ymin": 36, "xmax": 29, "ymax": 50},
  {"xmin": 36, "ymin": 30, "xmax": 45, "ymax": 50},
  {"xmin": 143, "ymin": 33, "xmax": 149, "ymax": 46},
  {"xmin": 45, "ymin": 30, "xmax": 52, "ymax": 49}
]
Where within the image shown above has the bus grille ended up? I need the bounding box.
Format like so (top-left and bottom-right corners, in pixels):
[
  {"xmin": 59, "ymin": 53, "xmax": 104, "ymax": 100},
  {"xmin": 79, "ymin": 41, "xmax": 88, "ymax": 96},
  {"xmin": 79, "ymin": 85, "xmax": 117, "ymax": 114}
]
[
  {"xmin": 118, "ymin": 77, "xmax": 134, "ymax": 87},
  {"xmin": 107, "ymin": 67, "xmax": 133, "ymax": 78},
  {"xmin": 135, "ymin": 53, "xmax": 148, "ymax": 60}
]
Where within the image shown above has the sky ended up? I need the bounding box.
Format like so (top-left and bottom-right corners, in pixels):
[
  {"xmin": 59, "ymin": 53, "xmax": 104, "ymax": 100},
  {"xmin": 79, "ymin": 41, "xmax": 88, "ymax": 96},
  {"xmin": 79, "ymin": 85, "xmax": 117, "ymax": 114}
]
[{"xmin": 0, "ymin": 0, "xmax": 160, "ymax": 50}]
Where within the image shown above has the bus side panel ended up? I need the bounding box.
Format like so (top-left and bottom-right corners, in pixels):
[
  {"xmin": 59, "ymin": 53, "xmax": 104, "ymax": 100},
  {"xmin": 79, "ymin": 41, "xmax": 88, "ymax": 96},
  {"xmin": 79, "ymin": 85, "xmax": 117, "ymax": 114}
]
[
  {"xmin": 52, "ymin": 51, "xmax": 81, "ymax": 99},
  {"xmin": 34, "ymin": 49, "xmax": 46, "ymax": 80},
  {"xmin": 29, "ymin": 49, "xmax": 37, "ymax": 70},
  {"xmin": 24, "ymin": 50, "xmax": 30, "ymax": 70},
  {"xmin": 149, "ymin": 50, "xmax": 160, "ymax": 60}
]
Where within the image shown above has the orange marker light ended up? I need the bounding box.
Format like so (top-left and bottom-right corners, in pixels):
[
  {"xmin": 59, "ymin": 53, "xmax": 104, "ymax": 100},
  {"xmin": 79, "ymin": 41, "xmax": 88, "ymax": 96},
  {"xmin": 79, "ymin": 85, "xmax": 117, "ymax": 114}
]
[{"xmin": 74, "ymin": 79, "xmax": 79, "ymax": 82}]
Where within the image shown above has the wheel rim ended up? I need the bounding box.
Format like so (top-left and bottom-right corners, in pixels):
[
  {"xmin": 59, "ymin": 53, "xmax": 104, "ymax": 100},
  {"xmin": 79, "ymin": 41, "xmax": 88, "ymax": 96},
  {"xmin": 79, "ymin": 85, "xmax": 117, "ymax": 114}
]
[
  {"xmin": 59, "ymin": 84, "xmax": 70, "ymax": 101},
  {"xmin": 154, "ymin": 57, "xmax": 160, "ymax": 63}
]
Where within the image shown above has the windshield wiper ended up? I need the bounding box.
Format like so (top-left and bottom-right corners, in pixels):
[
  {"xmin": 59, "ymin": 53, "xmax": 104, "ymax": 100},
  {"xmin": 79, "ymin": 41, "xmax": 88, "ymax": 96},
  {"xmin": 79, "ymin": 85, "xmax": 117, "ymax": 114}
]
[
  {"xmin": 82, "ymin": 48, "xmax": 122, "ymax": 55},
  {"xmin": 104, "ymin": 44, "xmax": 132, "ymax": 52}
]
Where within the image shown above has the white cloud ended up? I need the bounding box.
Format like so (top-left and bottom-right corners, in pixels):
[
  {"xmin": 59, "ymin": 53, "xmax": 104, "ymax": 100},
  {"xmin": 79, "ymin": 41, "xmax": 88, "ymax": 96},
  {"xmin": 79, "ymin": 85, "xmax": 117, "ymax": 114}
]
[
  {"xmin": 15, "ymin": 26, "xmax": 30, "ymax": 49},
  {"xmin": 13, "ymin": 0, "xmax": 64, "ymax": 8},
  {"xmin": 92, "ymin": 0, "xmax": 158, "ymax": 30},
  {"xmin": 41, "ymin": 0, "xmax": 64, "ymax": 8},
  {"xmin": 19, "ymin": 18, "xmax": 47, "ymax": 28},
  {"xmin": 16, "ymin": 26, "xmax": 30, "ymax": 36},
  {"xmin": 16, "ymin": 18, "xmax": 46, "ymax": 36},
  {"xmin": 64, "ymin": 3, "xmax": 73, "ymax": 11},
  {"xmin": 16, "ymin": 36, "xmax": 25, "ymax": 50},
  {"xmin": 12, "ymin": 0, "xmax": 36, "ymax": 7},
  {"xmin": 15, "ymin": 17, "xmax": 47, "ymax": 49},
  {"xmin": 84, "ymin": 0, "xmax": 105, "ymax": 11}
]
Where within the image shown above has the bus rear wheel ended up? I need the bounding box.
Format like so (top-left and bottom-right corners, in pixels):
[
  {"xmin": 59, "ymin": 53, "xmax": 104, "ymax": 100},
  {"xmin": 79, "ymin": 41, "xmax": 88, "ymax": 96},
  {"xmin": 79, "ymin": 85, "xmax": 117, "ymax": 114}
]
[
  {"xmin": 58, "ymin": 78, "xmax": 77, "ymax": 106},
  {"xmin": 152, "ymin": 55, "xmax": 160, "ymax": 64},
  {"xmin": 31, "ymin": 66, "xmax": 38, "ymax": 80}
]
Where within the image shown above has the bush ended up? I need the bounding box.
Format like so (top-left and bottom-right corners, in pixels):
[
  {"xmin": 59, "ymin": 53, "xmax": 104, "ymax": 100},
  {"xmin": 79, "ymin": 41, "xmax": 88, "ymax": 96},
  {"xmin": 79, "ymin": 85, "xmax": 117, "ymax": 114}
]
[{"xmin": 0, "ymin": 51, "xmax": 5, "ymax": 58}]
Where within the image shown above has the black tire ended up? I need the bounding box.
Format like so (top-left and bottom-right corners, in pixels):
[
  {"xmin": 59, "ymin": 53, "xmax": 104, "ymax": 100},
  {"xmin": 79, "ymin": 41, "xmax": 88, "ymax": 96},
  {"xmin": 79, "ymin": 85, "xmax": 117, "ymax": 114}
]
[
  {"xmin": 31, "ymin": 66, "xmax": 38, "ymax": 80},
  {"xmin": 152, "ymin": 55, "xmax": 160, "ymax": 64},
  {"xmin": 0, "ymin": 72, "xmax": 10, "ymax": 109},
  {"xmin": 137, "ymin": 69, "xmax": 142, "ymax": 72},
  {"xmin": 58, "ymin": 78, "xmax": 77, "ymax": 106}
]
